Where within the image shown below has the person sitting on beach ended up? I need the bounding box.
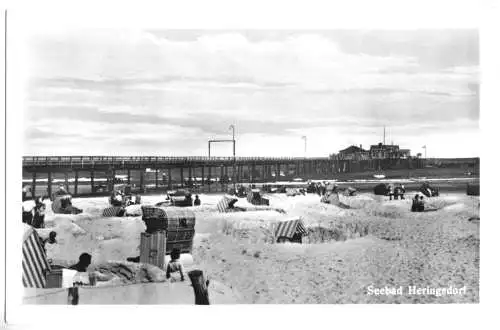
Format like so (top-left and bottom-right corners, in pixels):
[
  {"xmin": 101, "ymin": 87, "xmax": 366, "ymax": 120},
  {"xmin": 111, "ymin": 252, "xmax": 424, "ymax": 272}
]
[
  {"xmin": 418, "ymin": 196, "xmax": 425, "ymax": 212},
  {"xmin": 41, "ymin": 231, "xmax": 57, "ymax": 252},
  {"xmin": 411, "ymin": 194, "xmax": 419, "ymax": 212},
  {"xmin": 45, "ymin": 231, "xmax": 57, "ymax": 245},
  {"xmin": 193, "ymin": 195, "xmax": 201, "ymax": 206},
  {"xmin": 69, "ymin": 253, "xmax": 92, "ymax": 272},
  {"xmin": 166, "ymin": 248, "xmax": 185, "ymax": 281}
]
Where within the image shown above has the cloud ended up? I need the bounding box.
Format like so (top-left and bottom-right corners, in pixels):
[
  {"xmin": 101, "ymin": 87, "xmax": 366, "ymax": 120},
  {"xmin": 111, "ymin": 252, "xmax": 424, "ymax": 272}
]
[{"xmin": 23, "ymin": 30, "xmax": 480, "ymax": 157}]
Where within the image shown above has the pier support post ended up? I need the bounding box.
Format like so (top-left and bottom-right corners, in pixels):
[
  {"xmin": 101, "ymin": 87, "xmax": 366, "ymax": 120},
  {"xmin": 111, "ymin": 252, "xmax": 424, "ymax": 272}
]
[
  {"xmin": 180, "ymin": 168, "xmax": 184, "ymax": 188},
  {"xmin": 188, "ymin": 167, "xmax": 193, "ymax": 187},
  {"xmin": 139, "ymin": 170, "xmax": 144, "ymax": 193},
  {"xmin": 220, "ymin": 166, "xmax": 224, "ymax": 191},
  {"xmin": 74, "ymin": 171, "xmax": 79, "ymax": 196},
  {"xmin": 168, "ymin": 168, "xmax": 172, "ymax": 190},
  {"xmin": 201, "ymin": 167, "xmax": 205, "ymax": 187},
  {"xmin": 127, "ymin": 169, "xmax": 131, "ymax": 185},
  {"xmin": 31, "ymin": 172, "xmax": 37, "ymax": 199},
  {"xmin": 277, "ymin": 164, "xmax": 281, "ymax": 181},
  {"xmin": 111, "ymin": 169, "xmax": 116, "ymax": 192},
  {"xmin": 207, "ymin": 167, "xmax": 211, "ymax": 192},
  {"xmin": 155, "ymin": 168, "xmax": 158, "ymax": 190},
  {"xmin": 90, "ymin": 170, "xmax": 95, "ymax": 193},
  {"xmin": 64, "ymin": 172, "xmax": 69, "ymax": 193},
  {"xmin": 47, "ymin": 171, "xmax": 52, "ymax": 198}
]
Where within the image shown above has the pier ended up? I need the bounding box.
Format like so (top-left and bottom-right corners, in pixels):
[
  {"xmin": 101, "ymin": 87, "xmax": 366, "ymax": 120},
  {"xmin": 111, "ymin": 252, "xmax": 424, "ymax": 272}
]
[{"xmin": 22, "ymin": 156, "xmax": 477, "ymax": 197}]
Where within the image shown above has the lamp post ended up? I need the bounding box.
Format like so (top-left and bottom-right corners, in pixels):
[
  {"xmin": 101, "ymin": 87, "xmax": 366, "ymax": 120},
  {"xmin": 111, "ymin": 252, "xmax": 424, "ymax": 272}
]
[
  {"xmin": 422, "ymin": 145, "xmax": 427, "ymax": 168},
  {"xmin": 229, "ymin": 125, "xmax": 236, "ymax": 190}
]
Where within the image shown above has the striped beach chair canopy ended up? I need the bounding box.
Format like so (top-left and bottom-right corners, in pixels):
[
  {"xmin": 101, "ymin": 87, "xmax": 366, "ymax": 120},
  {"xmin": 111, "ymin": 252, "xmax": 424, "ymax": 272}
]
[
  {"xmin": 217, "ymin": 196, "xmax": 238, "ymax": 213},
  {"xmin": 23, "ymin": 224, "xmax": 51, "ymax": 288},
  {"xmin": 274, "ymin": 218, "xmax": 308, "ymax": 239},
  {"xmin": 102, "ymin": 206, "xmax": 124, "ymax": 217},
  {"xmin": 143, "ymin": 205, "xmax": 194, "ymax": 218}
]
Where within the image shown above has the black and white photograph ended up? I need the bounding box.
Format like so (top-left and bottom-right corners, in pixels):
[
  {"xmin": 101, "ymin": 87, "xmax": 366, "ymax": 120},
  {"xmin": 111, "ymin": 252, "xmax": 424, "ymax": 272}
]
[{"xmin": 3, "ymin": 1, "xmax": 499, "ymax": 328}]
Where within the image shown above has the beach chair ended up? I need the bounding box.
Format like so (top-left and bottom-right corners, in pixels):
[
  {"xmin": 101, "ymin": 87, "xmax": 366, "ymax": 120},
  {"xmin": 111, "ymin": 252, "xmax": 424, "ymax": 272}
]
[
  {"xmin": 141, "ymin": 206, "xmax": 196, "ymax": 254},
  {"xmin": 216, "ymin": 196, "xmax": 240, "ymax": 213},
  {"xmin": 274, "ymin": 218, "xmax": 308, "ymax": 243},
  {"xmin": 23, "ymin": 224, "xmax": 51, "ymax": 288}
]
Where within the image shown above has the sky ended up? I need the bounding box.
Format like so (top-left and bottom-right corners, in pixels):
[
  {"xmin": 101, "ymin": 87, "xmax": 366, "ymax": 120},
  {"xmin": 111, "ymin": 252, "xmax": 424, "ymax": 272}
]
[{"xmin": 23, "ymin": 29, "xmax": 479, "ymax": 158}]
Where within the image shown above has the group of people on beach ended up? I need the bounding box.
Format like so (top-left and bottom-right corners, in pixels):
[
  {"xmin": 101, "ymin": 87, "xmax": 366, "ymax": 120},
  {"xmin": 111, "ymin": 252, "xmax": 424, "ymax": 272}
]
[
  {"xmin": 305, "ymin": 181, "xmax": 329, "ymax": 195},
  {"xmin": 387, "ymin": 184, "xmax": 406, "ymax": 200},
  {"xmin": 411, "ymin": 194, "xmax": 426, "ymax": 212},
  {"xmin": 66, "ymin": 248, "xmax": 186, "ymax": 285},
  {"xmin": 22, "ymin": 196, "xmax": 47, "ymax": 229}
]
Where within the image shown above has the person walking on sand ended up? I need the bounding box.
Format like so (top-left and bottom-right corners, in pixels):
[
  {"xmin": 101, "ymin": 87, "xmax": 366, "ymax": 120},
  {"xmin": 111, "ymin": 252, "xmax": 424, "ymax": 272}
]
[{"xmin": 166, "ymin": 248, "xmax": 185, "ymax": 282}]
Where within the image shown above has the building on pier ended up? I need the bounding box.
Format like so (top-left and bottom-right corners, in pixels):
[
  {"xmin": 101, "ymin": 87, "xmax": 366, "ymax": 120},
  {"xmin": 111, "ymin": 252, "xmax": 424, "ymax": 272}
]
[
  {"xmin": 333, "ymin": 143, "xmax": 411, "ymax": 160},
  {"xmin": 368, "ymin": 143, "xmax": 411, "ymax": 159}
]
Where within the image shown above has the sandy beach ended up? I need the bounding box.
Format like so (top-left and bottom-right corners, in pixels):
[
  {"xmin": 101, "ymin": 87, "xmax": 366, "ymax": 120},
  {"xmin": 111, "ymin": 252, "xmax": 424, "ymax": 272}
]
[{"xmin": 24, "ymin": 184, "xmax": 479, "ymax": 304}]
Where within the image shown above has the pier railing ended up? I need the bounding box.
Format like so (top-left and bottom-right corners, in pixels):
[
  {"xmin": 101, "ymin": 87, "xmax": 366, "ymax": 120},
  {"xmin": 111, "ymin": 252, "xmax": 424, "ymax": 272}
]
[{"xmin": 23, "ymin": 156, "xmax": 330, "ymax": 167}]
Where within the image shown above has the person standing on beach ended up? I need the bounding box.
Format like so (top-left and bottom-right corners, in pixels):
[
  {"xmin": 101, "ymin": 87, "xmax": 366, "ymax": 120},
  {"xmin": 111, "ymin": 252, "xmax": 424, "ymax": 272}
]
[
  {"xmin": 22, "ymin": 186, "xmax": 31, "ymax": 201},
  {"xmin": 388, "ymin": 184, "xmax": 395, "ymax": 200},
  {"xmin": 32, "ymin": 197, "xmax": 46, "ymax": 229}
]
